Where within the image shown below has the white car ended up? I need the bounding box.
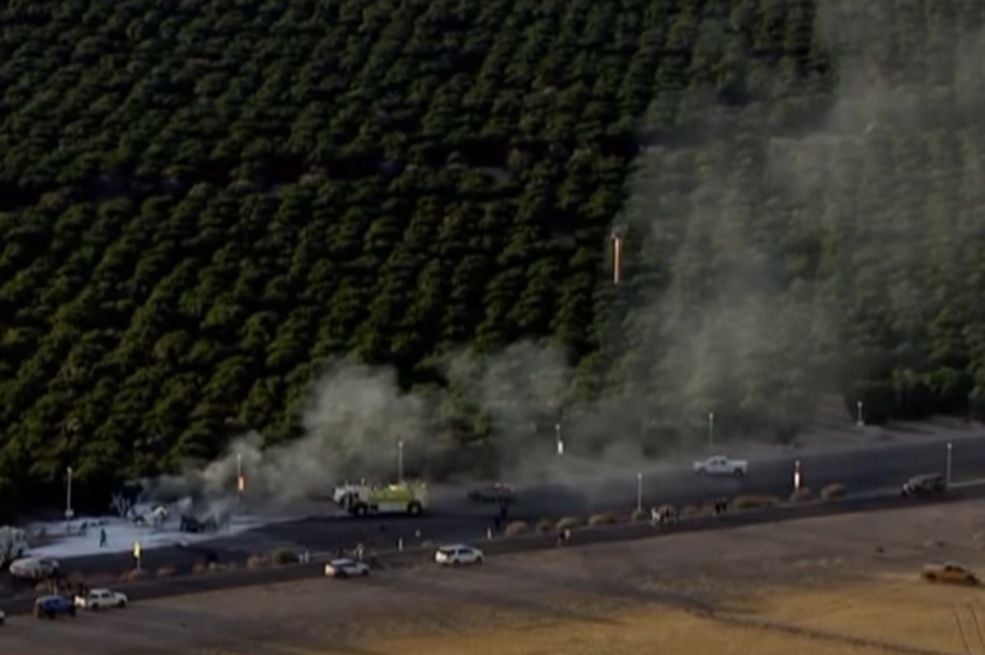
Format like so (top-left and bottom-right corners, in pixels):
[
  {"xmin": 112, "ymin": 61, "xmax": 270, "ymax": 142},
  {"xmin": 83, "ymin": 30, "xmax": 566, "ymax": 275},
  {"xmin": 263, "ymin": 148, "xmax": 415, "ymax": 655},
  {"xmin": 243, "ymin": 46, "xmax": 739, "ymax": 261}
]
[
  {"xmin": 74, "ymin": 588, "xmax": 128, "ymax": 610},
  {"xmin": 434, "ymin": 544, "xmax": 484, "ymax": 566},
  {"xmin": 693, "ymin": 455, "xmax": 748, "ymax": 477},
  {"xmin": 9, "ymin": 557, "xmax": 60, "ymax": 580},
  {"xmin": 323, "ymin": 558, "xmax": 370, "ymax": 578}
]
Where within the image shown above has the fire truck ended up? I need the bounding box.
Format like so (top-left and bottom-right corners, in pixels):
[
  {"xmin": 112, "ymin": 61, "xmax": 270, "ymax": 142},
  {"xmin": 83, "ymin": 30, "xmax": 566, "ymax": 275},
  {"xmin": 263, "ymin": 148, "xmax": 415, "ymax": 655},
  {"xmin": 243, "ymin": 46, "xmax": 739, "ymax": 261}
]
[{"xmin": 332, "ymin": 481, "xmax": 428, "ymax": 517}]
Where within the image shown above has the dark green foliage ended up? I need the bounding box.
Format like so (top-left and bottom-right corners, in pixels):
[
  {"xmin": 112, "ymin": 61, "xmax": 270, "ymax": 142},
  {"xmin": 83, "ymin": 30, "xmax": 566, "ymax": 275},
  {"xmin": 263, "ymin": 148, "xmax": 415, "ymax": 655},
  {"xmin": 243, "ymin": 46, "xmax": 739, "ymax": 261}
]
[{"xmin": 0, "ymin": 0, "xmax": 982, "ymax": 509}]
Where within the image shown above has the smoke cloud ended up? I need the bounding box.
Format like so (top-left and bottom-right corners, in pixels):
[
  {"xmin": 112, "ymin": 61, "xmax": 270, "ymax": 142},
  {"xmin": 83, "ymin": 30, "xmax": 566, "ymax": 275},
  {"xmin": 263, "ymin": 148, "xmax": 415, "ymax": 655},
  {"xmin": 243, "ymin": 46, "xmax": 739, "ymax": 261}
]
[{"xmin": 138, "ymin": 1, "xmax": 985, "ymax": 512}]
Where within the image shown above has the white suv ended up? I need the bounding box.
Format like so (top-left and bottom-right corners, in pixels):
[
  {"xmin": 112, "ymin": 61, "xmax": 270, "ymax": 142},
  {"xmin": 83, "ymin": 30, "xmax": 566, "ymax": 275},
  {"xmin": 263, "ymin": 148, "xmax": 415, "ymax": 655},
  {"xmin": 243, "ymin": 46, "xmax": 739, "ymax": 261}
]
[
  {"xmin": 74, "ymin": 588, "xmax": 128, "ymax": 610},
  {"xmin": 434, "ymin": 544, "xmax": 484, "ymax": 566}
]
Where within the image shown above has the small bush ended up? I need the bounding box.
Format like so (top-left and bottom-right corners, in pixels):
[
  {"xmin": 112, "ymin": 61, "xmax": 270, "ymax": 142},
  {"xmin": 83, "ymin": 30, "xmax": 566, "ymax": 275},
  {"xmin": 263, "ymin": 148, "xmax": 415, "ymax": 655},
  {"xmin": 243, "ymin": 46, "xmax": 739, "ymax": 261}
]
[
  {"xmin": 821, "ymin": 483, "xmax": 846, "ymax": 500},
  {"xmin": 535, "ymin": 518, "xmax": 555, "ymax": 533},
  {"xmin": 504, "ymin": 521, "xmax": 529, "ymax": 537},
  {"xmin": 630, "ymin": 508, "xmax": 648, "ymax": 523},
  {"xmin": 207, "ymin": 562, "xmax": 229, "ymax": 573},
  {"xmin": 123, "ymin": 569, "xmax": 148, "ymax": 582},
  {"xmin": 789, "ymin": 487, "xmax": 813, "ymax": 503},
  {"xmin": 556, "ymin": 516, "xmax": 584, "ymax": 531},
  {"xmin": 191, "ymin": 562, "xmax": 208, "ymax": 574},
  {"xmin": 246, "ymin": 555, "xmax": 270, "ymax": 570},
  {"xmin": 271, "ymin": 547, "xmax": 299, "ymax": 565},
  {"xmin": 155, "ymin": 566, "xmax": 176, "ymax": 578},
  {"xmin": 588, "ymin": 513, "xmax": 619, "ymax": 526},
  {"xmin": 731, "ymin": 495, "xmax": 780, "ymax": 510}
]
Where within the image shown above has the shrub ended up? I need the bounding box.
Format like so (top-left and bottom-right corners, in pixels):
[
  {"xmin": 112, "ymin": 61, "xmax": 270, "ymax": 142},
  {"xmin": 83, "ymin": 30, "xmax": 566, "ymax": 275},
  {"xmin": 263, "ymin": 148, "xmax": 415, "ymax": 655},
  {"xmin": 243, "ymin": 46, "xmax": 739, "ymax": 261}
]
[
  {"xmin": 821, "ymin": 483, "xmax": 846, "ymax": 500},
  {"xmin": 207, "ymin": 562, "xmax": 229, "ymax": 573},
  {"xmin": 630, "ymin": 508, "xmax": 648, "ymax": 523},
  {"xmin": 271, "ymin": 547, "xmax": 299, "ymax": 565},
  {"xmin": 681, "ymin": 504, "xmax": 715, "ymax": 518},
  {"xmin": 155, "ymin": 566, "xmax": 176, "ymax": 578},
  {"xmin": 731, "ymin": 495, "xmax": 780, "ymax": 510},
  {"xmin": 556, "ymin": 516, "xmax": 584, "ymax": 531},
  {"xmin": 246, "ymin": 554, "xmax": 270, "ymax": 570},
  {"xmin": 789, "ymin": 487, "xmax": 813, "ymax": 503},
  {"xmin": 535, "ymin": 518, "xmax": 555, "ymax": 533},
  {"xmin": 588, "ymin": 513, "xmax": 619, "ymax": 526},
  {"xmin": 504, "ymin": 520, "xmax": 529, "ymax": 537},
  {"xmin": 191, "ymin": 562, "xmax": 208, "ymax": 574},
  {"xmin": 123, "ymin": 568, "xmax": 148, "ymax": 582}
]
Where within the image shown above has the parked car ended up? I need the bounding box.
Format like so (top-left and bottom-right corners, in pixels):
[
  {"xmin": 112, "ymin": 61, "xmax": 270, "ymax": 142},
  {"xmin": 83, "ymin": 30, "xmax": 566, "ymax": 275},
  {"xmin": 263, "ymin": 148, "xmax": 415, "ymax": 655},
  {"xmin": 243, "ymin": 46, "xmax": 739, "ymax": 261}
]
[
  {"xmin": 434, "ymin": 544, "xmax": 484, "ymax": 567},
  {"xmin": 74, "ymin": 588, "xmax": 129, "ymax": 610},
  {"xmin": 34, "ymin": 595, "xmax": 76, "ymax": 619},
  {"xmin": 922, "ymin": 562, "xmax": 979, "ymax": 585},
  {"xmin": 902, "ymin": 473, "xmax": 946, "ymax": 497},
  {"xmin": 323, "ymin": 558, "xmax": 370, "ymax": 579},
  {"xmin": 692, "ymin": 456, "xmax": 748, "ymax": 477},
  {"xmin": 467, "ymin": 483, "xmax": 516, "ymax": 504},
  {"xmin": 10, "ymin": 557, "xmax": 60, "ymax": 580}
]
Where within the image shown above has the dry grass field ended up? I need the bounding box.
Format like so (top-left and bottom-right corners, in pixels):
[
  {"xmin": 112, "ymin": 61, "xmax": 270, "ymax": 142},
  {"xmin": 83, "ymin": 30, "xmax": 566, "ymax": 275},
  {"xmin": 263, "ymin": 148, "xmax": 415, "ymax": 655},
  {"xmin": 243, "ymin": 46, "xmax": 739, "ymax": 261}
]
[{"xmin": 6, "ymin": 498, "xmax": 985, "ymax": 655}]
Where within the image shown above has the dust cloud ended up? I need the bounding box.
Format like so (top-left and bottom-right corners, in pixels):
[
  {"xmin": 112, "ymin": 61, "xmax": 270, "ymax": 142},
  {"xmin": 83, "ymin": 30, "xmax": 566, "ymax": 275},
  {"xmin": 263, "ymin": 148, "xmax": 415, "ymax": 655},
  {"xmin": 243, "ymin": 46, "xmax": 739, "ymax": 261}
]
[{"xmin": 141, "ymin": 1, "xmax": 985, "ymax": 511}]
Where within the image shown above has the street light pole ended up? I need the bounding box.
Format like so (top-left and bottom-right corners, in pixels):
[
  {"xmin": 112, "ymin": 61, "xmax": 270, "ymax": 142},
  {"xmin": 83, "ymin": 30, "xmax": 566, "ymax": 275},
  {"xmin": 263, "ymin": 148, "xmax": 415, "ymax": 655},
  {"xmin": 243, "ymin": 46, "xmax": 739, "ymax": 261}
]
[
  {"xmin": 555, "ymin": 423, "xmax": 564, "ymax": 456},
  {"xmin": 397, "ymin": 440, "xmax": 404, "ymax": 482},
  {"xmin": 636, "ymin": 472, "xmax": 643, "ymax": 513},
  {"xmin": 946, "ymin": 442, "xmax": 953, "ymax": 485},
  {"xmin": 708, "ymin": 412, "xmax": 715, "ymax": 448},
  {"xmin": 65, "ymin": 466, "xmax": 74, "ymax": 520}
]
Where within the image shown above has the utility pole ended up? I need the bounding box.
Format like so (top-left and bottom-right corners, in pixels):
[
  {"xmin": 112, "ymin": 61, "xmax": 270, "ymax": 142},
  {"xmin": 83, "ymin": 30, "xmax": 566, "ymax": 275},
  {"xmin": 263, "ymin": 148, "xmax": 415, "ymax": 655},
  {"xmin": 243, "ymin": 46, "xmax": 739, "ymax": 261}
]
[
  {"xmin": 65, "ymin": 466, "xmax": 74, "ymax": 521},
  {"xmin": 636, "ymin": 472, "xmax": 643, "ymax": 513},
  {"xmin": 555, "ymin": 423, "xmax": 564, "ymax": 456}
]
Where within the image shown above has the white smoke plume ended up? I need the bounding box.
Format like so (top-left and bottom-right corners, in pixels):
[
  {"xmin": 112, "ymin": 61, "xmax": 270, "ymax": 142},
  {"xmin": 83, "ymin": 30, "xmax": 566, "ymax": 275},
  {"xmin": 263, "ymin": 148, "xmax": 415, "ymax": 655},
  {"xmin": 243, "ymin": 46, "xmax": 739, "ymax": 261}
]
[{"xmin": 139, "ymin": 1, "xmax": 985, "ymax": 512}]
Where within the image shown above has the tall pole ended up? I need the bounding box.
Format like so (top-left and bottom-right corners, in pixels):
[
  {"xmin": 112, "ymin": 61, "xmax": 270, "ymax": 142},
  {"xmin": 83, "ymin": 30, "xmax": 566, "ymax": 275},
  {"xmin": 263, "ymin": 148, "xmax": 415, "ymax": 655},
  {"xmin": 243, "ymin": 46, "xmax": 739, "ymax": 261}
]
[
  {"xmin": 555, "ymin": 423, "xmax": 564, "ymax": 456},
  {"xmin": 65, "ymin": 466, "xmax": 74, "ymax": 520},
  {"xmin": 636, "ymin": 472, "xmax": 643, "ymax": 513},
  {"xmin": 708, "ymin": 412, "xmax": 715, "ymax": 448},
  {"xmin": 611, "ymin": 231, "xmax": 623, "ymax": 285},
  {"xmin": 946, "ymin": 442, "xmax": 953, "ymax": 485},
  {"xmin": 398, "ymin": 439, "xmax": 404, "ymax": 482}
]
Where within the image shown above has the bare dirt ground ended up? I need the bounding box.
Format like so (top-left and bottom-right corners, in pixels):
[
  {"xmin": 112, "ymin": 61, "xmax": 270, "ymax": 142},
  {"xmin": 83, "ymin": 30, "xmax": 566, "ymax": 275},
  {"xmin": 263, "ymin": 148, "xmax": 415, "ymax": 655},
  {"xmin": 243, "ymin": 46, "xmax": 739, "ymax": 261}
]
[{"xmin": 5, "ymin": 498, "xmax": 985, "ymax": 655}]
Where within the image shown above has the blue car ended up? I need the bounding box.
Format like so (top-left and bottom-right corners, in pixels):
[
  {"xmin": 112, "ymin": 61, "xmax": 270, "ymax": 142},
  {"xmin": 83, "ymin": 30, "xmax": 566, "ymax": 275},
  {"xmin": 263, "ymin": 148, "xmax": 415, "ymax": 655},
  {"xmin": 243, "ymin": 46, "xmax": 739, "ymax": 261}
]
[{"xmin": 34, "ymin": 595, "xmax": 76, "ymax": 620}]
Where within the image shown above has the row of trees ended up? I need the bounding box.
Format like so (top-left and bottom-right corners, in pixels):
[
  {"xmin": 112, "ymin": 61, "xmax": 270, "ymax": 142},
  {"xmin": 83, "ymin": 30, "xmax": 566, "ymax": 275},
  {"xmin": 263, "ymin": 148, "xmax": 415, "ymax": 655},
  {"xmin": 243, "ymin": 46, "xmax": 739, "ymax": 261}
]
[{"xmin": 7, "ymin": 0, "xmax": 979, "ymax": 513}]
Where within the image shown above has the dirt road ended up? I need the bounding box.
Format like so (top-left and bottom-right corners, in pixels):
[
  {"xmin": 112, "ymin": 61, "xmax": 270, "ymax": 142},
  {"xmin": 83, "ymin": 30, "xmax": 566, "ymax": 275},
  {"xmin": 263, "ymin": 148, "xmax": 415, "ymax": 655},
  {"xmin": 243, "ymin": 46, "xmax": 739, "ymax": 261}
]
[{"xmin": 4, "ymin": 497, "xmax": 985, "ymax": 654}]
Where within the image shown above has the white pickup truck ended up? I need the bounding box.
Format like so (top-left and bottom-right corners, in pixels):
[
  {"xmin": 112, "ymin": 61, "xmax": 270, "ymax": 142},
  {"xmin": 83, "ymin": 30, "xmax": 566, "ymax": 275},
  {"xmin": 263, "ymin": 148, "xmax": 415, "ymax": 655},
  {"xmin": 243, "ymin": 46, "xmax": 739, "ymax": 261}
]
[{"xmin": 692, "ymin": 455, "xmax": 748, "ymax": 477}]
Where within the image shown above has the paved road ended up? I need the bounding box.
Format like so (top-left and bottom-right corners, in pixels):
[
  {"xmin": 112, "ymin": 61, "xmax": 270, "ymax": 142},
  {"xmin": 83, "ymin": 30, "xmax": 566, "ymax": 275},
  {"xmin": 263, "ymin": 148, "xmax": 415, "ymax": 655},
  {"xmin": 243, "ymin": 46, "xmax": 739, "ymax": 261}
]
[{"xmin": 6, "ymin": 433, "xmax": 984, "ymax": 589}]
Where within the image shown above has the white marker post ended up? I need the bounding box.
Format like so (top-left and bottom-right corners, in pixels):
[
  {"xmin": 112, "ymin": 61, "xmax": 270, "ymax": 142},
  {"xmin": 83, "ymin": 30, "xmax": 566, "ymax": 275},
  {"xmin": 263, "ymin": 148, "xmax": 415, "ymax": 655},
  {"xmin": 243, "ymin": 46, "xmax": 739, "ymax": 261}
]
[
  {"xmin": 397, "ymin": 440, "xmax": 404, "ymax": 482},
  {"xmin": 398, "ymin": 537, "xmax": 404, "ymax": 552},
  {"xmin": 611, "ymin": 231, "xmax": 623, "ymax": 285},
  {"xmin": 65, "ymin": 466, "xmax": 74, "ymax": 521},
  {"xmin": 636, "ymin": 472, "xmax": 643, "ymax": 513},
  {"xmin": 708, "ymin": 412, "xmax": 715, "ymax": 448},
  {"xmin": 555, "ymin": 423, "xmax": 564, "ymax": 456},
  {"xmin": 133, "ymin": 541, "xmax": 142, "ymax": 571},
  {"xmin": 856, "ymin": 401, "xmax": 864, "ymax": 427},
  {"xmin": 793, "ymin": 460, "xmax": 802, "ymax": 492}
]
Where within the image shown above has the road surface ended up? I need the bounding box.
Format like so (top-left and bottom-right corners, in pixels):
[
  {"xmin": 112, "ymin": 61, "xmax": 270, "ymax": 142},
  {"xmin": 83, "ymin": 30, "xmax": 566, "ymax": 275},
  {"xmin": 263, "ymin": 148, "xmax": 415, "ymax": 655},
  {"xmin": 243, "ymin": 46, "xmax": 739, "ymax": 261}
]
[{"xmin": 5, "ymin": 432, "xmax": 983, "ymax": 590}]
